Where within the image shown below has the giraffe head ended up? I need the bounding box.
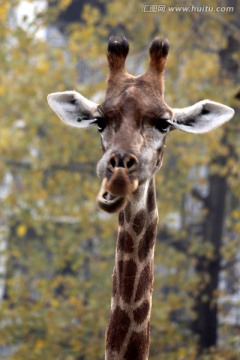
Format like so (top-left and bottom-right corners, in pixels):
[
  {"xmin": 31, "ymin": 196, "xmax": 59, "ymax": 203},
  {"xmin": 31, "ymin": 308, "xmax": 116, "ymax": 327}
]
[{"xmin": 47, "ymin": 36, "xmax": 234, "ymax": 213}]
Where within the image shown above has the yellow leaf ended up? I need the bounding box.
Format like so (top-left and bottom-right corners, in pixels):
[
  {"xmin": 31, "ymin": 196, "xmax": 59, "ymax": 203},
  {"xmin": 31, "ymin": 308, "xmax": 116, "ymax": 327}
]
[
  {"xmin": 16, "ymin": 224, "xmax": 27, "ymax": 238},
  {"xmin": 51, "ymin": 299, "xmax": 59, "ymax": 308},
  {"xmin": 59, "ymin": 0, "xmax": 72, "ymax": 11},
  {"xmin": 0, "ymin": 4, "xmax": 9, "ymax": 22},
  {"xmin": 36, "ymin": 62, "xmax": 50, "ymax": 75},
  {"xmin": 12, "ymin": 249, "xmax": 20, "ymax": 258},
  {"xmin": 35, "ymin": 340, "xmax": 45, "ymax": 350},
  {"xmin": 0, "ymin": 86, "xmax": 4, "ymax": 96},
  {"xmin": 178, "ymin": 347, "xmax": 187, "ymax": 358}
]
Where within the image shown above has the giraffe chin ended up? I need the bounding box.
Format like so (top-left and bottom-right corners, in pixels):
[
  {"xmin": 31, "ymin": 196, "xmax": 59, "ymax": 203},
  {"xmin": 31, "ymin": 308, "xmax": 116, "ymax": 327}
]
[{"xmin": 97, "ymin": 193, "xmax": 127, "ymax": 213}]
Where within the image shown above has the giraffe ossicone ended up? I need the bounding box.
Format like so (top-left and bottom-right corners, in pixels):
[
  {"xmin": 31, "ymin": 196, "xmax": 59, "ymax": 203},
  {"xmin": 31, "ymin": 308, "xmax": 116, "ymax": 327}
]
[{"xmin": 47, "ymin": 36, "xmax": 234, "ymax": 360}]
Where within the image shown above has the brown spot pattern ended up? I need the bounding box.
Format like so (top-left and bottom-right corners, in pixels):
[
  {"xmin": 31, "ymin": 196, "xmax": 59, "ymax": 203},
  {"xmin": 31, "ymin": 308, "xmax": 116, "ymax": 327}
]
[
  {"xmin": 117, "ymin": 230, "xmax": 134, "ymax": 253},
  {"xmin": 147, "ymin": 182, "xmax": 156, "ymax": 213},
  {"xmin": 118, "ymin": 259, "xmax": 137, "ymax": 303},
  {"xmin": 106, "ymin": 307, "xmax": 131, "ymax": 353},
  {"xmin": 118, "ymin": 211, "xmax": 125, "ymax": 226},
  {"xmin": 132, "ymin": 209, "xmax": 146, "ymax": 235},
  {"xmin": 124, "ymin": 330, "xmax": 148, "ymax": 360},
  {"xmin": 138, "ymin": 219, "xmax": 157, "ymax": 262},
  {"xmin": 133, "ymin": 300, "xmax": 150, "ymax": 325},
  {"xmin": 125, "ymin": 202, "xmax": 131, "ymax": 223},
  {"xmin": 118, "ymin": 259, "xmax": 123, "ymax": 277},
  {"xmin": 135, "ymin": 264, "xmax": 153, "ymax": 302}
]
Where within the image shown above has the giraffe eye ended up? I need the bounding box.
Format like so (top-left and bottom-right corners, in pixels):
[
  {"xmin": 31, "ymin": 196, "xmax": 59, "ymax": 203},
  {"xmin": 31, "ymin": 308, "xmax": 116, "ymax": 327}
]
[
  {"xmin": 96, "ymin": 118, "xmax": 106, "ymax": 133},
  {"xmin": 155, "ymin": 119, "xmax": 170, "ymax": 133}
]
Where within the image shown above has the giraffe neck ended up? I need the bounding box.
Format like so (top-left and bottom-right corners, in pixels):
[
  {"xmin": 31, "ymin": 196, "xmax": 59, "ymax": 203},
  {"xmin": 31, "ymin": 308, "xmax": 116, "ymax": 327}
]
[{"xmin": 106, "ymin": 178, "xmax": 158, "ymax": 360}]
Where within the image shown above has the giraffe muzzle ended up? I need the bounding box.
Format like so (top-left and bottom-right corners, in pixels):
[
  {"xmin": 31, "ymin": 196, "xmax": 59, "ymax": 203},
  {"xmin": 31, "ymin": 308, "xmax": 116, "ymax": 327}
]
[
  {"xmin": 97, "ymin": 151, "xmax": 139, "ymax": 213},
  {"xmin": 97, "ymin": 171, "xmax": 139, "ymax": 213}
]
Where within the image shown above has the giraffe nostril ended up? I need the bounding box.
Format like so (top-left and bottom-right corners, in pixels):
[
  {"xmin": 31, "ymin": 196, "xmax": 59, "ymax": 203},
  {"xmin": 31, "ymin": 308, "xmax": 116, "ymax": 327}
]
[
  {"xmin": 124, "ymin": 154, "xmax": 138, "ymax": 171},
  {"xmin": 110, "ymin": 157, "xmax": 116, "ymax": 168},
  {"xmin": 109, "ymin": 154, "xmax": 121, "ymax": 170},
  {"xmin": 125, "ymin": 157, "xmax": 136, "ymax": 169},
  {"xmin": 108, "ymin": 153, "xmax": 138, "ymax": 171}
]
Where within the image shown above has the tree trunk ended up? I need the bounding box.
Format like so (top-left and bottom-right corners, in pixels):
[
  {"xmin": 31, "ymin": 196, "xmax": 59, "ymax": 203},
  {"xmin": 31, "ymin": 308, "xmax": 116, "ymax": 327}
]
[
  {"xmin": 191, "ymin": 2, "xmax": 239, "ymax": 348},
  {"xmin": 191, "ymin": 170, "xmax": 227, "ymax": 349}
]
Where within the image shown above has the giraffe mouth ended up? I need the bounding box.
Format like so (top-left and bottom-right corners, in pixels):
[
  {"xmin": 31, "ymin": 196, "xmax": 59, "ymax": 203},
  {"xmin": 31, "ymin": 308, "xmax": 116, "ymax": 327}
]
[
  {"xmin": 97, "ymin": 174, "xmax": 138, "ymax": 213},
  {"xmin": 103, "ymin": 192, "xmax": 119, "ymax": 202},
  {"xmin": 97, "ymin": 190, "xmax": 126, "ymax": 213},
  {"xmin": 97, "ymin": 177, "xmax": 130, "ymax": 213}
]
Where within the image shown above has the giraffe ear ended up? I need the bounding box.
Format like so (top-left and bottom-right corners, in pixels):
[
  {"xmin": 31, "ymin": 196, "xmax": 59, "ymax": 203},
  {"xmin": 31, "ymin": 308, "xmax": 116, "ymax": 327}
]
[
  {"xmin": 47, "ymin": 91, "xmax": 100, "ymax": 128},
  {"xmin": 169, "ymin": 100, "xmax": 234, "ymax": 134}
]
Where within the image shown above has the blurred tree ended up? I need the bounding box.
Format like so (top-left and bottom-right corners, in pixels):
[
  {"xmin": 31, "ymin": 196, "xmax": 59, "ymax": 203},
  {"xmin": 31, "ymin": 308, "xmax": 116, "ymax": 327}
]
[
  {"xmin": 0, "ymin": 0, "xmax": 239, "ymax": 359},
  {"xmin": 0, "ymin": 1, "xmax": 113, "ymax": 359}
]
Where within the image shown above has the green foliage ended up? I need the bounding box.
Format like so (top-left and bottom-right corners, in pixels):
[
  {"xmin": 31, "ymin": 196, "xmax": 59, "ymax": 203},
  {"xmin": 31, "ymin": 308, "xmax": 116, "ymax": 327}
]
[{"xmin": 0, "ymin": 0, "xmax": 239, "ymax": 359}]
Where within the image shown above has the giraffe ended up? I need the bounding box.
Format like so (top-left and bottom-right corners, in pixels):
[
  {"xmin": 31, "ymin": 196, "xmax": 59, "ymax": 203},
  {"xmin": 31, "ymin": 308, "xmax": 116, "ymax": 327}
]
[{"xmin": 47, "ymin": 36, "xmax": 234, "ymax": 360}]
